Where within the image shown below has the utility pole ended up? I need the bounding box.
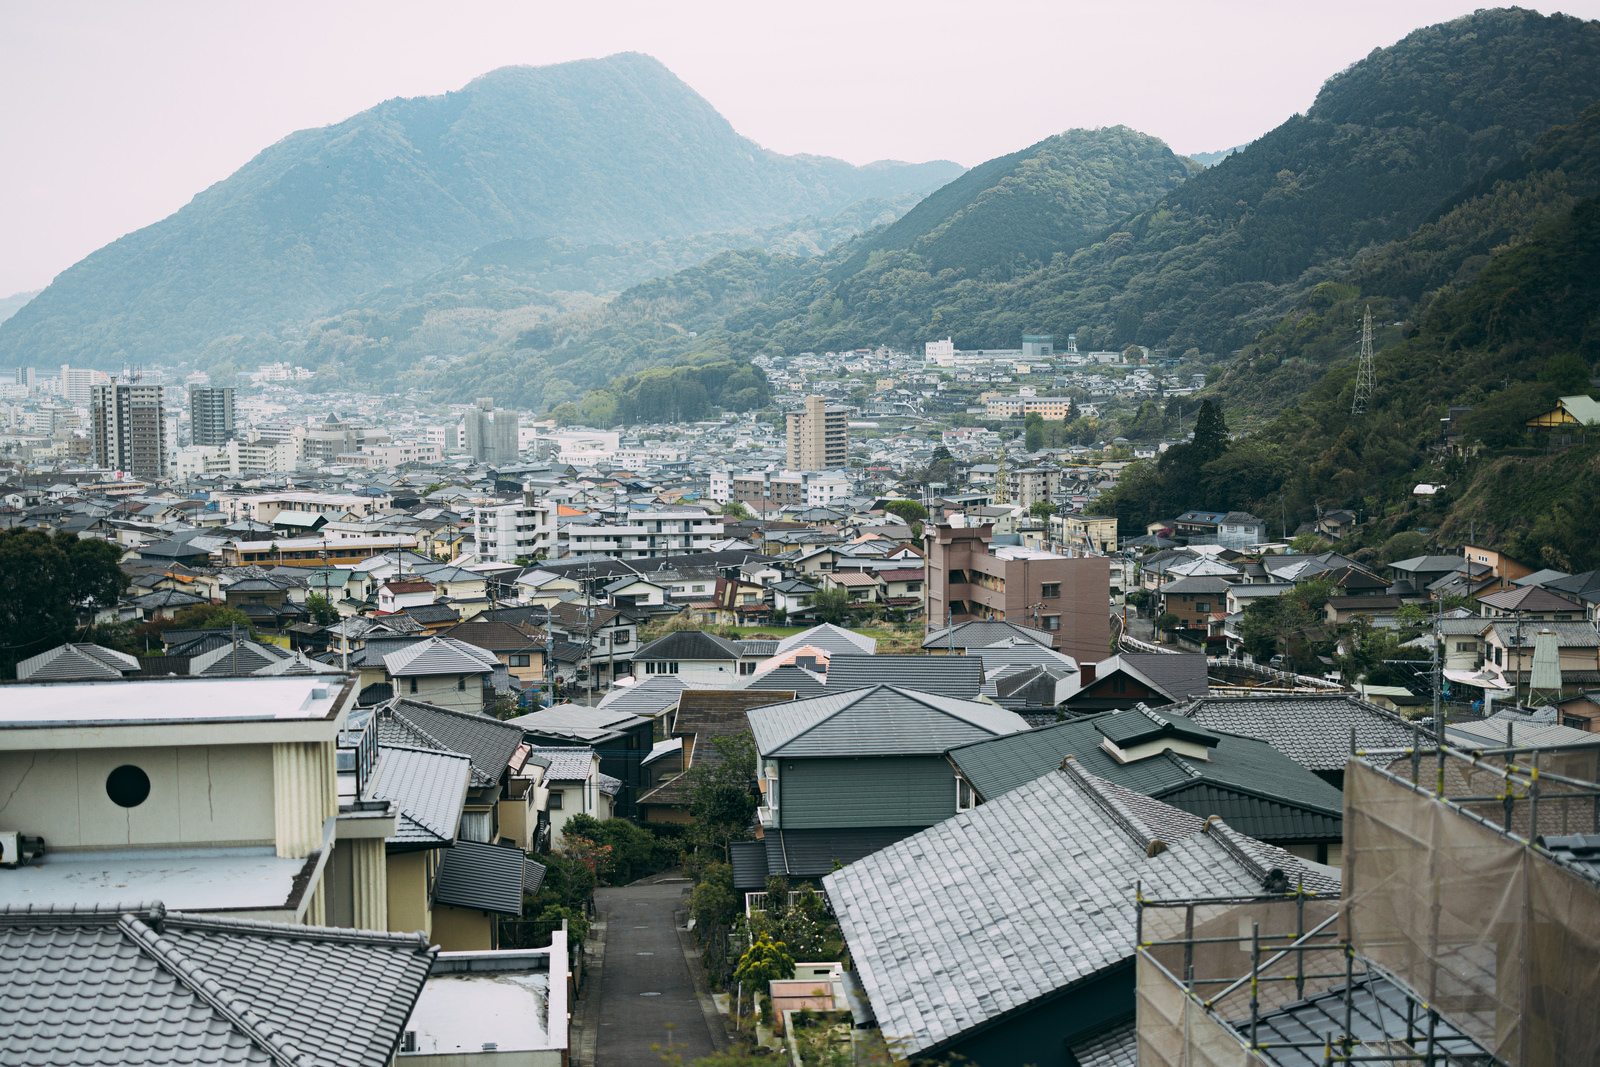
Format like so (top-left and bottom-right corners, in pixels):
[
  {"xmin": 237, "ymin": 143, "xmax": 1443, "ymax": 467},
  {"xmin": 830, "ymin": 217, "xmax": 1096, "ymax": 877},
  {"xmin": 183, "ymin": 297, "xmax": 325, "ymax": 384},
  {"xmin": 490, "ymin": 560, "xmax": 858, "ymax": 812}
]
[{"xmin": 1351, "ymin": 306, "xmax": 1375, "ymax": 415}]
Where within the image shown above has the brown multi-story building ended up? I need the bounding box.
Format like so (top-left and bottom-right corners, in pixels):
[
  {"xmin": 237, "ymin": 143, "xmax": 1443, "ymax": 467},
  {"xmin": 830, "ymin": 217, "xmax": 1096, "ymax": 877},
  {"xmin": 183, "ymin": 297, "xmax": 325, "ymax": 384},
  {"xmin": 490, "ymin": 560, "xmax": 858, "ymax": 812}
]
[
  {"xmin": 786, "ymin": 395, "xmax": 849, "ymax": 470},
  {"xmin": 91, "ymin": 381, "xmax": 167, "ymax": 479},
  {"xmin": 924, "ymin": 523, "xmax": 1110, "ymax": 664}
]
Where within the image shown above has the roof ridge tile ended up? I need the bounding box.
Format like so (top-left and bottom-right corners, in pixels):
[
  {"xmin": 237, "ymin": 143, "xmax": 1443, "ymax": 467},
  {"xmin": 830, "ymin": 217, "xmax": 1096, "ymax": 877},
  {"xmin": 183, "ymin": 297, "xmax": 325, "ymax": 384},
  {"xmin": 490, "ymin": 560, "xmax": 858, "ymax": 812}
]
[{"xmin": 118, "ymin": 910, "xmax": 313, "ymax": 1067}]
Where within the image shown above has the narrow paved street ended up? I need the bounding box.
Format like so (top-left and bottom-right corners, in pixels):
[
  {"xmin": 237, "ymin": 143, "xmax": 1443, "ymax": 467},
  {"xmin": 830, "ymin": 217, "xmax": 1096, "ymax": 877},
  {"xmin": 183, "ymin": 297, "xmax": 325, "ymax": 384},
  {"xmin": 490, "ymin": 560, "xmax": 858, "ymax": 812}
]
[{"xmin": 588, "ymin": 879, "xmax": 721, "ymax": 1066}]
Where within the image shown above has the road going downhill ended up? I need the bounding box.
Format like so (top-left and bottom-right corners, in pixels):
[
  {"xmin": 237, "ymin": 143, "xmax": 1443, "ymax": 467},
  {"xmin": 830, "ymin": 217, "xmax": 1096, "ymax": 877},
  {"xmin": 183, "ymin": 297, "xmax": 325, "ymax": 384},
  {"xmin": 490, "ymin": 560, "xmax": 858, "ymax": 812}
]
[{"xmin": 589, "ymin": 879, "xmax": 720, "ymax": 1066}]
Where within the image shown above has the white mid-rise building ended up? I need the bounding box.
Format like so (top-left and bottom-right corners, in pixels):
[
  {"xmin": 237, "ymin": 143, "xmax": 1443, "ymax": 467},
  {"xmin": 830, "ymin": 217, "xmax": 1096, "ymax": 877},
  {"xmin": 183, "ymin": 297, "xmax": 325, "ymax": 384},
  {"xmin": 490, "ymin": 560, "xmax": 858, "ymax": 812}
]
[
  {"xmin": 473, "ymin": 497, "xmax": 557, "ymax": 563},
  {"xmin": 565, "ymin": 510, "xmax": 724, "ymax": 560}
]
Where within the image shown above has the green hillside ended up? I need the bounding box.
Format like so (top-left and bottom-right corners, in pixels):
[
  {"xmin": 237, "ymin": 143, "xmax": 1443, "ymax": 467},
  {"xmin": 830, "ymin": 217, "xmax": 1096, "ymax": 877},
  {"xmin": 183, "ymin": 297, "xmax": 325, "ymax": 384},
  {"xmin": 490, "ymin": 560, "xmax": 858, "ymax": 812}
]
[
  {"xmin": 606, "ymin": 9, "xmax": 1600, "ymax": 362},
  {"xmin": 437, "ymin": 125, "xmax": 1203, "ymax": 411},
  {"xmin": 1106, "ymin": 181, "xmax": 1600, "ymax": 571},
  {"xmin": 0, "ymin": 52, "xmax": 960, "ymax": 371}
]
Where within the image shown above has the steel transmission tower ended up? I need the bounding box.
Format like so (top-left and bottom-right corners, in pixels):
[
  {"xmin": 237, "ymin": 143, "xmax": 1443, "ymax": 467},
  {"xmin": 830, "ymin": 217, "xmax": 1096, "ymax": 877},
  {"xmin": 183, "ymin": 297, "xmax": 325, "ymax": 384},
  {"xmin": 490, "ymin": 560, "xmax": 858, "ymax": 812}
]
[{"xmin": 1351, "ymin": 306, "xmax": 1376, "ymax": 415}]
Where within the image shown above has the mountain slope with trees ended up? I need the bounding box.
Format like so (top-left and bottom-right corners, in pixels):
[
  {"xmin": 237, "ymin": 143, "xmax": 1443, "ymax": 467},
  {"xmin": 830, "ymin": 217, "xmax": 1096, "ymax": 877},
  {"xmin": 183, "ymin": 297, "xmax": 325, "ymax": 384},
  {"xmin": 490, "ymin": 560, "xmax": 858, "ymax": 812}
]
[
  {"xmin": 575, "ymin": 9, "xmax": 1600, "ymax": 366},
  {"xmin": 0, "ymin": 52, "xmax": 960, "ymax": 371},
  {"xmin": 438, "ymin": 125, "xmax": 1204, "ymax": 411}
]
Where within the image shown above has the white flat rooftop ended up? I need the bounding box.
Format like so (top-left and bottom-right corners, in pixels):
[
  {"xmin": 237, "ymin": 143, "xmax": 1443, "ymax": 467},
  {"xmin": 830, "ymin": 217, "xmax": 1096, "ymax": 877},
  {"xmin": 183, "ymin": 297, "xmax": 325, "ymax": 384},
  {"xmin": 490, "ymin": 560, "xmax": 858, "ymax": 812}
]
[
  {"xmin": 0, "ymin": 675, "xmax": 349, "ymax": 725},
  {"xmin": 0, "ymin": 847, "xmax": 311, "ymax": 912},
  {"xmin": 405, "ymin": 972, "xmax": 553, "ymax": 1053}
]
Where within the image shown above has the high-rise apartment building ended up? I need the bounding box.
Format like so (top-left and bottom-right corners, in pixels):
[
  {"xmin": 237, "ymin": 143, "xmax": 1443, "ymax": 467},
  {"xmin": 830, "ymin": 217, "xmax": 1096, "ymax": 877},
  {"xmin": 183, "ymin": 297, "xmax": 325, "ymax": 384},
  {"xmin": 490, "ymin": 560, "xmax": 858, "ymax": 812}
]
[
  {"xmin": 189, "ymin": 385, "xmax": 236, "ymax": 446},
  {"xmin": 463, "ymin": 398, "xmax": 519, "ymax": 466},
  {"xmin": 785, "ymin": 395, "xmax": 848, "ymax": 471},
  {"xmin": 91, "ymin": 381, "xmax": 167, "ymax": 478}
]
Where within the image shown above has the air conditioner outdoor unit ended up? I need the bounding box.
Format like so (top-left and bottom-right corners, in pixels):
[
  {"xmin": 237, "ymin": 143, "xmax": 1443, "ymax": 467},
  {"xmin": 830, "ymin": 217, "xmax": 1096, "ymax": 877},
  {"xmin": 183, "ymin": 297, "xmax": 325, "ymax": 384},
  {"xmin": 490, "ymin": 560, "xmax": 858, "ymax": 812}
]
[{"xmin": 0, "ymin": 831, "xmax": 45, "ymax": 868}]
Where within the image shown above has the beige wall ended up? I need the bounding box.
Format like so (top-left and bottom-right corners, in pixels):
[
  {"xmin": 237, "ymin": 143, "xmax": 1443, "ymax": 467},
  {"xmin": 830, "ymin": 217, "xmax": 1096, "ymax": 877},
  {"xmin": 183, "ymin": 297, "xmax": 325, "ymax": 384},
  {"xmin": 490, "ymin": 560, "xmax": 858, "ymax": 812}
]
[
  {"xmin": 498, "ymin": 791, "xmax": 534, "ymax": 852},
  {"xmin": 388, "ymin": 850, "xmax": 434, "ymax": 938},
  {"xmin": 397, "ymin": 674, "xmax": 487, "ymax": 713},
  {"xmin": 0, "ymin": 745, "xmax": 274, "ymax": 851},
  {"xmin": 432, "ymin": 904, "xmax": 495, "ymax": 952}
]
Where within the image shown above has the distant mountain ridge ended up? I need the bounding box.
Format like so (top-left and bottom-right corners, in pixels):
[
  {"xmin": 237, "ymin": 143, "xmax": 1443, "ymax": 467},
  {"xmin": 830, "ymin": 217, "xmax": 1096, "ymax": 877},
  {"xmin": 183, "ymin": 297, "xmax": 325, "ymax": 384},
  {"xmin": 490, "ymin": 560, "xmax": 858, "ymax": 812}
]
[
  {"xmin": 0, "ymin": 52, "xmax": 961, "ymax": 369},
  {"xmin": 0, "ymin": 291, "xmax": 38, "ymax": 326},
  {"xmin": 568, "ymin": 8, "xmax": 1600, "ymax": 365}
]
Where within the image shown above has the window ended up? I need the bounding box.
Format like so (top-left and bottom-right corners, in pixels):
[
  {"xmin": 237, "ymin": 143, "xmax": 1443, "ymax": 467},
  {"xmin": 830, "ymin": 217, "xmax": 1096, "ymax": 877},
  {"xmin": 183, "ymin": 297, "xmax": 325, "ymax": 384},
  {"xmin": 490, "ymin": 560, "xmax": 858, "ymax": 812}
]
[
  {"xmin": 1455, "ymin": 642, "xmax": 1475, "ymax": 653},
  {"xmin": 1563, "ymin": 715, "xmax": 1589, "ymax": 731},
  {"xmin": 548, "ymin": 790, "xmax": 563, "ymax": 809},
  {"xmin": 739, "ymin": 662, "xmax": 756, "ymax": 675},
  {"xmin": 613, "ymin": 631, "xmax": 630, "ymax": 647},
  {"xmin": 1042, "ymin": 615, "xmax": 1061, "ymax": 631},
  {"xmin": 1040, "ymin": 582, "xmax": 1060, "ymax": 599},
  {"xmin": 457, "ymin": 676, "xmax": 466, "ymax": 691},
  {"xmin": 1196, "ymin": 602, "xmax": 1210, "ymax": 613},
  {"xmin": 510, "ymin": 654, "xmax": 530, "ymax": 667},
  {"xmin": 408, "ymin": 677, "xmax": 418, "ymax": 694},
  {"xmin": 956, "ymin": 777, "xmax": 976, "ymax": 812}
]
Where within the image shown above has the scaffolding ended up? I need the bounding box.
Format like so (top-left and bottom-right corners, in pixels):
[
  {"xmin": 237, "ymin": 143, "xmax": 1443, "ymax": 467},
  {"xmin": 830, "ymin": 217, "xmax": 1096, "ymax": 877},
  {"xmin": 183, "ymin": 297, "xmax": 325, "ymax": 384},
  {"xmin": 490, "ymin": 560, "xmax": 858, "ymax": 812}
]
[{"xmin": 1135, "ymin": 737, "xmax": 1600, "ymax": 1066}]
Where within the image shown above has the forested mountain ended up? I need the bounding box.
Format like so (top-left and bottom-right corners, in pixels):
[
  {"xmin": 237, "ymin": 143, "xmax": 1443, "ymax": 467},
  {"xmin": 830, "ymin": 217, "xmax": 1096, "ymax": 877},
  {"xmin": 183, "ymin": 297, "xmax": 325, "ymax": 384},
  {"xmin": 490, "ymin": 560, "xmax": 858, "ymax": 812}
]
[
  {"xmin": 439, "ymin": 126, "xmax": 1202, "ymax": 411},
  {"xmin": 1104, "ymin": 102, "xmax": 1600, "ymax": 571},
  {"xmin": 0, "ymin": 52, "xmax": 960, "ymax": 370},
  {"xmin": 586, "ymin": 9, "xmax": 1600, "ymax": 363}
]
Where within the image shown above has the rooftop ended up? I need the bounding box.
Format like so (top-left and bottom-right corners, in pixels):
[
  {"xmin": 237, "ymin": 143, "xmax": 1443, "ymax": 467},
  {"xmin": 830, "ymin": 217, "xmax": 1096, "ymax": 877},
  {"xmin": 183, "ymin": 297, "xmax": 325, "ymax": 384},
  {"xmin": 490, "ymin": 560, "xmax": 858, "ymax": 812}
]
[{"xmin": 0, "ymin": 675, "xmax": 351, "ymax": 734}]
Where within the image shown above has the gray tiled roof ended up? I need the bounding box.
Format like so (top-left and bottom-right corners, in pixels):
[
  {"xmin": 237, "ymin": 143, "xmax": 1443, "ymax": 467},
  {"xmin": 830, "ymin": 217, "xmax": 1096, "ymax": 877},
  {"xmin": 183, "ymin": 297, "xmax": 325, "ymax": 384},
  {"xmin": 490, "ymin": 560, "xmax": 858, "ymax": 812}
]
[
  {"xmin": 383, "ymin": 637, "xmax": 498, "ymax": 677},
  {"xmin": 0, "ymin": 904, "xmax": 434, "ymax": 1067},
  {"xmin": 1176, "ymin": 695, "xmax": 1417, "ymax": 772},
  {"xmin": 825, "ymin": 654, "xmax": 984, "ymax": 700},
  {"xmin": 1114, "ymin": 652, "xmax": 1210, "ymax": 701},
  {"xmin": 504, "ymin": 702, "xmax": 648, "ymax": 741},
  {"xmin": 744, "ymin": 664, "xmax": 828, "ymax": 697},
  {"xmin": 921, "ymin": 619, "xmax": 1051, "ymax": 650},
  {"xmin": 747, "ymin": 685, "xmax": 1029, "ymax": 758},
  {"xmin": 969, "ymin": 637, "xmax": 1079, "ymax": 674},
  {"xmin": 15, "ymin": 642, "xmax": 139, "ymax": 681},
  {"xmin": 633, "ymin": 629, "xmax": 743, "ymax": 661},
  {"xmin": 366, "ymin": 744, "xmax": 472, "ymax": 844},
  {"xmin": 775, "ymin": 623, "xmax": 877, "ymax": 656},
  {"xmin": 1536, "ymin": 834, "xmax": 1600, "ymax": 884},
  {"xmin": 384, "ymin": 699, "xmax": 525, "ymax": 786},
  {"xmin": 1068, "ymin": 1019, "xmax": 1137, "ymax": 1067},
  {"xmin": 823, "ymin": 765, "xmax": 1334, "ymax": 1059},
  {"xmin": 526, "ymin": 746, "xmax": 598, "ymax": 782},
  {"xmin": 434, "ymin": 840, "xmax": 528, "ymax": 915},
  {"xmin": 189, "ymin": 640, "xmax": 290, "ymax": 677},
  {"xmin": 597, "ymin": 675, "xmax": 689, "ymax": 716}
]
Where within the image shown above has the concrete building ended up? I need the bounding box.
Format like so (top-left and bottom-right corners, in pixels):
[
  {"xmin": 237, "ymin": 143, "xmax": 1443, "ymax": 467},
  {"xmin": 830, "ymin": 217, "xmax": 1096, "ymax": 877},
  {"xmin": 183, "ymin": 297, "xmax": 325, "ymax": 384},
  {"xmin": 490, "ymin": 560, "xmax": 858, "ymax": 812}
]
[
  {"xmin": 565, "ymin": 510, "xmax": 724, "ymax": 560},
  {"xmin": 983, "ymin": 395, "xmax": 1076, "ymax": 420},
  {"xmin": 91, "ymin": 380, "xmax": 167, "ymax": 478},
  {"xmin": 295, "ymin": 415, "xmax": 387, "ymax": 466},
  {"xmin": 924, "ymin": 523, "xmax": 1110, "ymax": 664},
  {"xmin": 727, "ymin": 469, "xmax": 852, "ymax": 510},
  {"xmin": 188, "ymin": 385, "xmax": 236, "ymax": 446},
  {"xmin": 473, "ymin": 495, "xmax": 557, "ymax": 563},
  {"xmin": 1006, "ymin": 467, "xmax": 1062, "ymax": 507},
  {"xmin": 786, "ymin": 395, "xmax": 848, "ymax": 471},
  {"xmin": 464, "ymin": 398, "xmax": 519, "ymax": 466}
]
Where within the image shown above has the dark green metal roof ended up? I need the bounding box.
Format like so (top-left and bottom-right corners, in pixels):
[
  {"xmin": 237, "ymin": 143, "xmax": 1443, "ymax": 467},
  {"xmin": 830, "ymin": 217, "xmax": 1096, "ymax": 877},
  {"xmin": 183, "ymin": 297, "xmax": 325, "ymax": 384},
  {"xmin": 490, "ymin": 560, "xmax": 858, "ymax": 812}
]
[
  {"xmin": 1094, "ymin": 705, "xmax": 1218, "ymax": 748},
  {"xmin": 947, "ymin": 708, "xmax": 1344, "ymax": 842}
]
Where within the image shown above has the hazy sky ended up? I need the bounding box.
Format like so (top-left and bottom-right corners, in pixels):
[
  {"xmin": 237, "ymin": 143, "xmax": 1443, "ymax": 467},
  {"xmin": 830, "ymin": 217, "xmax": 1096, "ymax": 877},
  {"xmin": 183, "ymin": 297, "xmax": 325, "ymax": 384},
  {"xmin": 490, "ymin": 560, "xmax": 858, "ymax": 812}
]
[{"xmin": 5, "ymin": 0, "xmax": 1600, "ymax": 296}]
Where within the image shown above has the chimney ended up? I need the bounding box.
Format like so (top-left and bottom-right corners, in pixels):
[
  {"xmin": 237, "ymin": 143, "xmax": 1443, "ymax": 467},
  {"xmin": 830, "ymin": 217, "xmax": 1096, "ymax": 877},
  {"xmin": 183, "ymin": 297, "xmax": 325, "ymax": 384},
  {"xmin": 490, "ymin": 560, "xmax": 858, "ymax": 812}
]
[{"xmin": 1080, "ymin": 662, "xmax": 1097, "ymax": 685}]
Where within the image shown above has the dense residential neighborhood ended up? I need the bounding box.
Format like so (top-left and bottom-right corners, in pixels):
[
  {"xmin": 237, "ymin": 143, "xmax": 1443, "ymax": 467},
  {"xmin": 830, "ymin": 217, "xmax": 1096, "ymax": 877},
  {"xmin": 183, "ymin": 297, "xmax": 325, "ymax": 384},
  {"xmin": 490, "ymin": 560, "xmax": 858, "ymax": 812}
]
[
  {"xmin": 5, "ymin": 364, "xmax": 1600, "ymax": 1066},
  {"xmin": 9, "ymin": 6, "xmax": 1600, "ymax": 1062}
]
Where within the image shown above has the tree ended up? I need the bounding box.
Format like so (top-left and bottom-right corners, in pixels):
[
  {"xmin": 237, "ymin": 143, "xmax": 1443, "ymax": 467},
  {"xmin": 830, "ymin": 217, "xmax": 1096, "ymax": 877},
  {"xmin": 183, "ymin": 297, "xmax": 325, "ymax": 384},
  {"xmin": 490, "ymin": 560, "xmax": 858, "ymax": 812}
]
[
  {"xmin": 304, "ymin": 593, "xmax": 339, "ymax": 626},
  {"xmin": 1029, "ymin": 501, "xmax": 1056, "ymax": 519},
  {"xmin": 1190, "ymin": 399, "xmax": 1230, "ymax": 462},
  {"xmin": 720, "ymin": 501, "xmax": 752, "ymax": 519},
  {"xmin": 0, "ymin": 530, "xmax": 132, "ymax": 677},
  {"xmin": 734, "ymin": 933, "xmax": 796, "ymax": 987},
  {"xmin": 686, "ymin": 731, "xmax": 759, "ymax": 849},
  {"xmin": 809, "ymin": 586, "xmax": 853, "ymax": 624},
  {"xmin": 163, "ymin": 603, "xmax": 253, "ymax": 633}
]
